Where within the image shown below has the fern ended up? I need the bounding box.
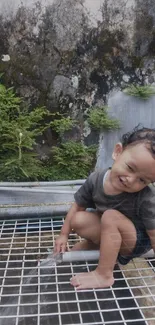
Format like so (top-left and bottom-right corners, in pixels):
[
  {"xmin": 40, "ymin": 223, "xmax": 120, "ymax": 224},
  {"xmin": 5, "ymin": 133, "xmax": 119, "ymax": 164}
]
[
  {"xmin": 87, "ymin": 106, "xmax": 120, "ymax": 130},
  {"xmin": 123, "ymin": 85, "xmax": 155, "ymax": 99},
  {"xmin": 0, "ymin": 83, "xmax": 51, "ymax": 180}
]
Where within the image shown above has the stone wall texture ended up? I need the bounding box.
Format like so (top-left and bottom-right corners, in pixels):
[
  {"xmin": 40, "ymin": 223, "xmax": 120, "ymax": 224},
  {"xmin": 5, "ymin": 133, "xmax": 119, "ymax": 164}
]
[{"xmin": 0, "ymin": 0, "xmax": 155, "ymax": 162}]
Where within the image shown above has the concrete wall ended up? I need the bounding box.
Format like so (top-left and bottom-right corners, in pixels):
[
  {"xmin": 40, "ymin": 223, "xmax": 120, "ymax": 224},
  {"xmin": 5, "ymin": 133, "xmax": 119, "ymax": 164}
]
[
  {"xmin": 0, "ymin": 0, "xmax": 155, "ymax": 163},
  {"xmin": 96, "ymin": 91, "xmax": 155, "ymax": 168}
]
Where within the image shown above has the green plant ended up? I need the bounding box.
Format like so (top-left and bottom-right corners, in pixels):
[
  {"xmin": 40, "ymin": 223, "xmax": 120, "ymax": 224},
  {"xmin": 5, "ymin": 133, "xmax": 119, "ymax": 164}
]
[
  {"xmin": 123, "ymin": 85, "xmax": 155, "ymax": 99},
  {"xmin": 0, "ymin": 84, "xmax": 51, "ymax": 181},
  {"xmin": 0, "ymin": 83, "xmax": 98, "ymax": 181},
  {"xmin": 0, "ymin": 153, "xmax": 44, "ymax": 181},
  {"xmin": 43, "ymin": 141, "xmax": 97, "ymax": 180},
  {"xmin": 50, "ymin": 114, "xmax": 76, "ymax": 135},
  {"xmin": 87, "ymin": 106, "xmax": 120, "ymax": 130}
]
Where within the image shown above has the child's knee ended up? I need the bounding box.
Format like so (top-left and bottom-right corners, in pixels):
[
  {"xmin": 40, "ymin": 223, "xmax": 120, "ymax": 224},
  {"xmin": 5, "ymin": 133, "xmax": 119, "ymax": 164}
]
[
  {"xmin": 101, "ymin": 209, "xmax": 123, "ymax": 227},
  {"xmin": 70, "ymin": 211, "xmax": 85, "ymax": 231}
]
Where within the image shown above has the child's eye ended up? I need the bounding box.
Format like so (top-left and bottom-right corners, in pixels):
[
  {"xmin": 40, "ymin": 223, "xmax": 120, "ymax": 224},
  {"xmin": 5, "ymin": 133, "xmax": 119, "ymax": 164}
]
[
  {"xmin": 140, "ymin": 178, "xmax": 146, "ymax": 184},
  {"xmin": 126, "ymin": 164, "xmax": 133, "ymax": 171}
]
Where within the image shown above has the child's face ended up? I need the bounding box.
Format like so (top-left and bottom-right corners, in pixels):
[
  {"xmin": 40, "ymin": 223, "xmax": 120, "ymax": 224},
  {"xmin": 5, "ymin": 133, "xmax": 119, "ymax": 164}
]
[{"xmin": 110, "ymin": 142, "xmax": 155, "ymax": 193}]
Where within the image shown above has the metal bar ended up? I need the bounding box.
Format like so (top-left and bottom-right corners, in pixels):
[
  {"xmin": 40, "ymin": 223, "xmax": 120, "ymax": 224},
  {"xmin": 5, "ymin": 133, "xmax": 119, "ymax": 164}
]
[
  {"xmin": 0, "ymin": 187, "xmax": 76, "ymax": 194},
  {"xmin": 37, "ymin": 219, "xmax": 41, "ymax": 325},
  {"xmin": 0, "ymin": 220, "xmax": 17, "ymax": 303},
  {"xmin": 55, "ymin": 255, "xmax": 62, "ymax": 325},
  {"xmin": 15, "ymin": 220, "xmax": 28, "ymax": 325},
  {"xmin": 0, "ymin": 180, "xmax": 85, "ymax": 187},
  {"xmin": 0, "ymin": 217, "xmax": 154, "ymax": 325}
]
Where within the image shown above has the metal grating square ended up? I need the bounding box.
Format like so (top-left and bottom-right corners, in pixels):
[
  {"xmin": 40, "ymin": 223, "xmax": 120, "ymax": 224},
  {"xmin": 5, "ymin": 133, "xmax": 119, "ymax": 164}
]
[{"xmin": 0, "ymin": 217, "xmax": 155, "ymax": 325}]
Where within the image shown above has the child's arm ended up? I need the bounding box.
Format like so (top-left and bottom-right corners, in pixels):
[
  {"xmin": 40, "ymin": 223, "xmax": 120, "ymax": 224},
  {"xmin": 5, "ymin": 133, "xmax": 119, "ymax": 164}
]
[
  {"xmin": 146, "ymin": 229, "xmax": 155, "ymax": 255},
  {"xmin": 60, "ymin": 202, "xmax": 85, "ymax": 236},
  {"xmin": 54, "ymin": 202, "xmax": 85, "ymax": 253},
  {"xmin": 54, "ymin": 170, "xmax": 97, "ymax": 254}
]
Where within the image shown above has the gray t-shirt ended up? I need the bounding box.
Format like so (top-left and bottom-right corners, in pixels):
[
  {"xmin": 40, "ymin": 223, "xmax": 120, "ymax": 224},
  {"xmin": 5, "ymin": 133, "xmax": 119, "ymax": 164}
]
[{"xmin": 74, "ymin": 169, "xmax": 155, "ymax": 231}]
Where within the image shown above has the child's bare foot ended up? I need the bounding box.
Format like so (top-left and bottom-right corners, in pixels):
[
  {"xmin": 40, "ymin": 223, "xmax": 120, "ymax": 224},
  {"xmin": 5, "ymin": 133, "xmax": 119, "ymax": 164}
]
[
  {"xmin": 70, "ymin": 270, "xmax": 114, "ymax": 289},
  {"xmin": 71, "ymin": 239, "xmax": 99, "ymax": 251}
]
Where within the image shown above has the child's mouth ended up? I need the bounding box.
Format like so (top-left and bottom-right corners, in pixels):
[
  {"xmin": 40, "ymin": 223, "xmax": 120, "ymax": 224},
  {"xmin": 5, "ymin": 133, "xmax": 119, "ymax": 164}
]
[{"xmin": 119, "ymin": 177, "xmax": 127, "ymax": 187}]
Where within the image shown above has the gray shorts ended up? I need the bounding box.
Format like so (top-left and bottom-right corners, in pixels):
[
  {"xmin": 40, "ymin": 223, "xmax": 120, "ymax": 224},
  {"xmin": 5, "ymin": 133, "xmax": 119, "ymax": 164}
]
[
  {"xmin": 118, "ymin": 228, "xmax": 151, "ymax": 265},
  {"xmin": 86, "ymin": 209, "xmax": 152, "ymax": 265}
]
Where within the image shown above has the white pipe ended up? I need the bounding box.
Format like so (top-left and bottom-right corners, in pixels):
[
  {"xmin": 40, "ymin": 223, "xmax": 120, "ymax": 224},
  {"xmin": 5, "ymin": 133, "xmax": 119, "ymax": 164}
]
[
  {"xmin": 62, "ymin": 249, "xmax": 155, "ymax": 262},
  {"xmin": 62, "ymin": 250, "xmax": 100, "ymax": 262},
  {"xmin": 0, "ymin": 180, "xmax": 85, "ymax": 187},
  {"xmin": 141, "ymin": 249, "xmax": 155, "ymax": 258}
]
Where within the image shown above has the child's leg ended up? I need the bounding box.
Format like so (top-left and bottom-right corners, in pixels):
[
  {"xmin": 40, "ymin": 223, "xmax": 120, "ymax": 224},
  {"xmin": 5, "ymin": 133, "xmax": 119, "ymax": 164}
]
[
  {"xmin": 70, "ymin": 210, "xmax": 101, "ymax": 251},
  {"xmin": 70, "ymin": 209, "xmax": 137, "ymax": 289}
]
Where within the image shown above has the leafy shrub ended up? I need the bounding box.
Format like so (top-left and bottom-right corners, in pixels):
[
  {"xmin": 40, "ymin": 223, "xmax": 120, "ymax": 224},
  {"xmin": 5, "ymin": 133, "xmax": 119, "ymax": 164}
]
[
  {"xmin": 42, "ymin": 141, "xmax": 97, "ymax": 180},
  {"xmin": 0, "ymin": 84, "xmax": 51, "ymax": 181},
  {"xmin": 50, "ymin": 114, "xmax": 76, "ymax": 135},
  {"xmin": 0, "ymin": 153, "xmax": 44, "ymax": 181},
  {"xmin": 87, "ymin": 106, "xmax": 120, "ymax": 130},
  {"xmin": 0, "ymin": 83, "xmax": 97, "ymax": 181},
  {"xmin": 123, "ymin": 85, "xmax": 155, "ymax": 99}
]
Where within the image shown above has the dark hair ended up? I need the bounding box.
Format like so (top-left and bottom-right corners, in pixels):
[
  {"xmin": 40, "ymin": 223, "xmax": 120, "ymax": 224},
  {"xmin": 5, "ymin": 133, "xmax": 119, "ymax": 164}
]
[{"xmin": 121, "ymin": 125, "xmax": 155, "ymax": 155}]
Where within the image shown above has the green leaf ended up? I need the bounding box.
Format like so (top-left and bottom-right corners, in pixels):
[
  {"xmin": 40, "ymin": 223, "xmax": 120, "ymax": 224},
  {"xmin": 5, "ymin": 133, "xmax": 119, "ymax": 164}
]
[
  {"xmin": 19, "ymin": 167, "xmax": 29, "ymax": 178},
  {"xmin": 5, "ymin": 158, "xmax": 18, "ymax": 166}
]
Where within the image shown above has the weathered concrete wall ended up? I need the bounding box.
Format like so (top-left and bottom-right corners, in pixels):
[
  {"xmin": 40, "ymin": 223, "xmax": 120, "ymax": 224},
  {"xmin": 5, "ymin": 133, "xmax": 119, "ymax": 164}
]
[
  {"xmin": 0, "ymin": 0, "xmax": 155, "ymax": 160},
  {"xmin": 96, "ymin": 91, "xmax": 155, "ymax": 169}
]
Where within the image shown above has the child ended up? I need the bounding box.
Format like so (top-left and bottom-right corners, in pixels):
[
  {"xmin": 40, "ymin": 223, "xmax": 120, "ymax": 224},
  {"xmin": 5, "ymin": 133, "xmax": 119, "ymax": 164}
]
[{"xmin": 54, "ymin": 126, "xmax": 155, "ymax": 290}]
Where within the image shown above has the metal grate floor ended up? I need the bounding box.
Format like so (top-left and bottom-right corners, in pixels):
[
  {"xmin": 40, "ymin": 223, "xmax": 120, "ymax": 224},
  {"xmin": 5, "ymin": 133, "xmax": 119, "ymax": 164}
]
[{"xmin": 0, "ymin": 216, "xmax": 155, "ymax": 325}]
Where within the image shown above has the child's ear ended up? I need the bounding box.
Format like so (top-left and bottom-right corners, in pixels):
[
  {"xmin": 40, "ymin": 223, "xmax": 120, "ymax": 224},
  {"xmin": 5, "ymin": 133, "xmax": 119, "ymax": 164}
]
[{"xmin": 112, "ymin": 143, "xmax": 123, "ymax": 160}]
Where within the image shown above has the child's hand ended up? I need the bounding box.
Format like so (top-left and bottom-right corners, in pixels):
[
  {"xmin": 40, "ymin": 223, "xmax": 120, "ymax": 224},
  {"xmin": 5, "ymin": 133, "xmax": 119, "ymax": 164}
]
[{"xmin": 54, "ymin": 234, "xmax": 68, "ymax": 254}]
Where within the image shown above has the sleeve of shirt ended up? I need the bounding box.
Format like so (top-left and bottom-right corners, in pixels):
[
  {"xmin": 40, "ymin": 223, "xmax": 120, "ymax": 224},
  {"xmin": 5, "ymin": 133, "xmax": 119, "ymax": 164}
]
[
  {"xmin": 74, "ymin": 171, "xmax": 98, "ymax": 208},
  {"xmin": 138, "ymin": 185, "xmax": 155, "ymax": 230}
]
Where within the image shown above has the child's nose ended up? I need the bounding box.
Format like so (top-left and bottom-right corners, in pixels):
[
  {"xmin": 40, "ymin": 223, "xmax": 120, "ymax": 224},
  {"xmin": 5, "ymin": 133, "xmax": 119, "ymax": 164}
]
[{"xmin": 127, "ymin": 176, "xmax": 136, "ymax": 184}]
